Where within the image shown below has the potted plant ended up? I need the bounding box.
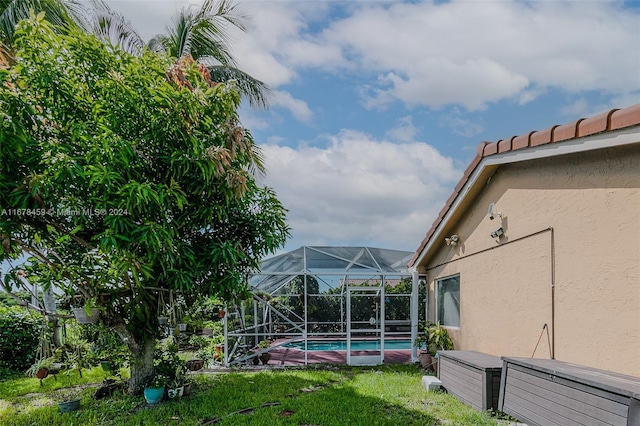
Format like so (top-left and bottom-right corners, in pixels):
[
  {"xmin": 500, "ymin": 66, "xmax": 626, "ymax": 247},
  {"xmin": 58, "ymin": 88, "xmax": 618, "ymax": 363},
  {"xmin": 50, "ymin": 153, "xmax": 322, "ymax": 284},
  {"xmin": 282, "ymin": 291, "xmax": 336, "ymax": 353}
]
[
  {"xmin": 210, "ymin": 334, "xmax": 224, "ymax": 361},
  {"xmin": 166, "ymin": 366, "xmax": 187, "ymax": 399},
  {"xmin": 26, "ymin": 357, "xmax": 55, "ymax": 383},
  {"xmin": 144, "ymin": 374, "xmax": 168, "ymax": 404},
  {"xmin": 413, "ymin": 322, "xmax": 433, "ymax": 370},
  {"xmin": 426, "ymin": 322, "xmax": 454, "ymax": 372},
  {"xmin": 154, "ymin": 343, "xmax": 186, "ymax": 393},
  {"xmin": 57, "ymin": 388, "xmax": 81, "ymax": 413},
  {"xmin": 72, "ymin": 298, "xmax": 101, "ymax": 324},
  {"xmin": 258, "ymin": 339, "xmax": 271, "ymax": 365},
  {"xmin": 186, "ymin": 358, "xmax": 204, "ymax": 371}
]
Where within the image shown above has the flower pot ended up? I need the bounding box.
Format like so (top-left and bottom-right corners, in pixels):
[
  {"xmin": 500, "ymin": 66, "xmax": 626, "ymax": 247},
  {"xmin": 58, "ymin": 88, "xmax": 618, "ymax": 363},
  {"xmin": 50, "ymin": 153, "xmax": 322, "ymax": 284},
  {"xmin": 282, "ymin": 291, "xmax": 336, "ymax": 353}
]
[
  {"xmin": 167, "ymin": 386, "xmax": 184, "ymax": 399},
  {"xmin": 144, "ymin": 386, "xmax": 165, "ymax": 404},
  {"xmin": 259, "ymin": 352, "xmax": 271, "ymax": 365},
  {"xmin": 198, "ymin": 328, "xmax": 213, "ymax": 336},
  {"xmin": 217, "ymin": 310, "xmax": 225, "ymax": 318},
  {"xmin": 186, "ymin": 359, "xmax": 204, "ymax": 371},
  {"xmin": 58, "ymin": 399, "xmax": 80, "ymax": 413},
  {"xmin": 183, "ymin": 383, "xmax": 191, "ymax": 396},
  {"xmin": 158, "ymin": 316, "xmax": 168, "ymax": 326},
  {"xmin": 214, "ymin": 344, "xmax": 224, "ymax": 359},
  {"xmin": 178, "ymin": 323, "xmax": 187, "ymax": 332},
  {"xmin": 35, "ymin": 368, "xmax": 49, "ymax": 379},
  {"xmin": 73, "ymin": 307, "xmax": 100, "ymax": 324},
  {"xmin": 418, "ymin": 352, "xmax": 432, "ymax": 369}
]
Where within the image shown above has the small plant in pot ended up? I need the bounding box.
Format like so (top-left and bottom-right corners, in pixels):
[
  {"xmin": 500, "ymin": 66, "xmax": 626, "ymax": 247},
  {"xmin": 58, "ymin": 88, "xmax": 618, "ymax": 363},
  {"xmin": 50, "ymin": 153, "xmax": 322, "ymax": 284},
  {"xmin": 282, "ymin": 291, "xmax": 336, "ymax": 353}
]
[
  {"xmin": 144, "ymin": 374, "xmax": 168, "ymax": 404},
  {"xmin": 426, "ymin": 321, "xmax": 454, "ymax": 372},
  {"xmin": 413, "ymin": 322, "xmax": 433, "ymax": 370},
  {"xmin": 72, "ymin": 298, "xmax": 101, "ymax": 324},
  {"xmin": 26, "ymin": 357, "xmax": 55, "ymax": 384},
  {"xmin": 154, "ymin": 342, "xmax": 186, "ymax": 397},
  {"xmin": 258, "ymin": 339, "xmax": 271, "ymax": 365},
  {"xmin": 166, "ymin": 366, "xmax": 187, "ymax": 399},
  {"xmin": 57, "ymin": 388, "xmax": 82, "ymax": 413}
]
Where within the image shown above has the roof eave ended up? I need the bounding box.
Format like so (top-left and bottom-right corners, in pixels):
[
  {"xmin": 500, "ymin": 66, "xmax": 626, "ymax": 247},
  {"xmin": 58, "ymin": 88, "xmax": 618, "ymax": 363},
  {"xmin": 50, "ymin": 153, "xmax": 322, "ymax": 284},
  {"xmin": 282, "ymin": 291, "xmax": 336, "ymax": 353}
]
[{"xmin": 410, "ymin": 124, "xmax": 640, "ymax": 269}]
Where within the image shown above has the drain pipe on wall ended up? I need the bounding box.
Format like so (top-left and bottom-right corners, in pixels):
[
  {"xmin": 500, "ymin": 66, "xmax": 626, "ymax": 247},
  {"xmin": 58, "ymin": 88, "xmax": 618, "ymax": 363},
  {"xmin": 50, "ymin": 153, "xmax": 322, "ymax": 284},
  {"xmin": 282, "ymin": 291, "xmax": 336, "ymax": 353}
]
[
  {"xmin": 550, "ymin": 226, "xmax": 555, "ymax": 359},
  {"xmin": 426, "ymin": 226, "xmax": 556, "ymax": 360},
  {"xmin": 410, "ymin": 271, "xmax": 420, "ymax": 363}
]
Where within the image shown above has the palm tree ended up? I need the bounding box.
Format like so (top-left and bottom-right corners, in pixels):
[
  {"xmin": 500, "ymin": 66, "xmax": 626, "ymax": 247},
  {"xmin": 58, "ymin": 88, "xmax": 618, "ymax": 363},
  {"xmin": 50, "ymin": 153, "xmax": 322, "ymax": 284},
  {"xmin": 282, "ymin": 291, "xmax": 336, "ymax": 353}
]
[
  {"xmin": 90, "ymin": 0, "xmax": 270, "ymax": 108},
  {"xmin": 0, "ymin": 0, "xmax": 82, "ymax": 66},
  {"xmin": 150, "ymin": 0, "xmax": 270, "ymax": 108}
]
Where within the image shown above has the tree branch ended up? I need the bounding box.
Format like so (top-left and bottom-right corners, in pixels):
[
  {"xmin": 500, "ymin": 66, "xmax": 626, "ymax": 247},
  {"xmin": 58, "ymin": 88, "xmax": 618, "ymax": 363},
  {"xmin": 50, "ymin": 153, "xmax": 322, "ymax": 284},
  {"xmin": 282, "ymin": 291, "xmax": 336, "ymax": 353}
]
[{"xmin": 0, "ymin": 290, "xmax": 73, "ymax": 319}]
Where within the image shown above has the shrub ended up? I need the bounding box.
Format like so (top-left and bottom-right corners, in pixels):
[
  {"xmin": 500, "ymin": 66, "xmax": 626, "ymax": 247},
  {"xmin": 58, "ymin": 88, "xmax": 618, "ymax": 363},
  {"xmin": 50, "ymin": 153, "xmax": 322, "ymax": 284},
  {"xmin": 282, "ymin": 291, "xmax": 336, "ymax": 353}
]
[{"xmin": 0, "ymin": 306, "xmax": 43, "ymax": 372}]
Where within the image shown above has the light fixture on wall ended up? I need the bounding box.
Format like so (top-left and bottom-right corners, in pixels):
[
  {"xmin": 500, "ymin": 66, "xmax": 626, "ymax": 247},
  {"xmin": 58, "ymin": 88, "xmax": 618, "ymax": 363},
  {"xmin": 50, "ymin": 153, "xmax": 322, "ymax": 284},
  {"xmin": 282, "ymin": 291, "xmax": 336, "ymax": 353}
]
[
  {"xmin": 490, "ymin": 227, "xmax": 504, "ymax": 239},
  {"xmin": 445, "ymin": 234, "xmax": 459, "ymax": 246},
  {"xmin": 487, "ymin": 203, "xmax": 502, "ymax": 221}
]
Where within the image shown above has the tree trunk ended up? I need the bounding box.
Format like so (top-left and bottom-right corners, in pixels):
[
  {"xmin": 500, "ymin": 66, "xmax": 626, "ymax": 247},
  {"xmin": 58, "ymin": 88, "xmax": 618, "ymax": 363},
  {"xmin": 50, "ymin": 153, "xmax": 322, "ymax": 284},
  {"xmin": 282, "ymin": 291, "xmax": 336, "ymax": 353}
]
[
  {"xmin": 42, "ymin": 286, "xmax": 61, "ymax": 347},
  {"xmin": 114, "ymin": 324, "xmax": 156, "ymax": 394}
]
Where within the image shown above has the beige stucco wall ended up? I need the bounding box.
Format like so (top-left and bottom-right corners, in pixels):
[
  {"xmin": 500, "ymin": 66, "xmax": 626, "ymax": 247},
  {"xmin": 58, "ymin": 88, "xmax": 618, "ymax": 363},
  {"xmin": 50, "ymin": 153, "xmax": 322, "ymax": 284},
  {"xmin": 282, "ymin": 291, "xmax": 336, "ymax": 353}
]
[{"xmin": 419, "ymin": 143, "xmax": 640, "ymax": 377}]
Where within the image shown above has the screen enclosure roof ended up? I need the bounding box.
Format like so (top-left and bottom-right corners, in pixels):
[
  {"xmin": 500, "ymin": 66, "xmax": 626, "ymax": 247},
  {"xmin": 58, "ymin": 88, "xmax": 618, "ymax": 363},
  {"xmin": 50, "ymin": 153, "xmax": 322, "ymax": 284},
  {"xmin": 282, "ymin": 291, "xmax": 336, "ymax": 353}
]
[{"xmin": 248, "ymin": 246, "xmax": 414, "ymax": 294}]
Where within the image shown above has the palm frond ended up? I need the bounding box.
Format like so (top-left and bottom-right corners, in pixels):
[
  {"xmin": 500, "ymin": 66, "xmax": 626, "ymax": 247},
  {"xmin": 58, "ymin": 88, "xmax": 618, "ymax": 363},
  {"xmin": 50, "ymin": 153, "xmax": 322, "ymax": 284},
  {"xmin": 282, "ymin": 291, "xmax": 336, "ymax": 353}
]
[
  {"xmin": 208, "ymin": 65, "xmax": 271, "ymax": 109},
  {"xmin": 82, "ymin": 0, "xmax": 144, "ymax": 55},
  {"xmin": 152, "ymin": 0, "xmax": 247, "ymax": 63},
  {"xmin": 189, "ymin": 19, "xmax": 234, "ymax": 66},
  {"xmin": 0, "ymin": 40, "xmax": 12, "ymax": 68},
  {"xmin": 199, "ymin": 0, "xmax": 247, "ymax": 32},
  {"xmin": 1, "ymin": 0, "xmax": 74, "ymax": 44}
]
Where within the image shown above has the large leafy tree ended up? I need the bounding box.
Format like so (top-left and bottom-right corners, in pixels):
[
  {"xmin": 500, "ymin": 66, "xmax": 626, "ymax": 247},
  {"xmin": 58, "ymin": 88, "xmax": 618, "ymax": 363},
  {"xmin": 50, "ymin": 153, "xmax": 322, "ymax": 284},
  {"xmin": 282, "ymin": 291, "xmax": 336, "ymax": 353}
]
[{"xmin": 0, "ymin": 15, "xmax": 289, "ymax": 393}]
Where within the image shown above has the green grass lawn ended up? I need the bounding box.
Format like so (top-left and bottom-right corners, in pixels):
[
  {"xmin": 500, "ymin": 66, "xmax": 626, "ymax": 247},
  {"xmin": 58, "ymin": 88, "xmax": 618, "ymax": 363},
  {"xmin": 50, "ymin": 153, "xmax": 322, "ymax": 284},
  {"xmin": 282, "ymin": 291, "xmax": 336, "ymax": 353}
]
[{"xmin": 0, "ymin": 364, "xmax": 506, "ymax": 425}]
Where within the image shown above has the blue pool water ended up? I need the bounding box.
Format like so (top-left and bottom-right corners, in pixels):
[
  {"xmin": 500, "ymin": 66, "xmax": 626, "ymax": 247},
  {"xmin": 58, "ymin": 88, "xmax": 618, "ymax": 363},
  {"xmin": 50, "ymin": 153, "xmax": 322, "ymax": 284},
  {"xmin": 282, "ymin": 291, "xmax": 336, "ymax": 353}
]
[{"xmin": 282, "ymin": 339, "xmax": 412, "ymax": 351}]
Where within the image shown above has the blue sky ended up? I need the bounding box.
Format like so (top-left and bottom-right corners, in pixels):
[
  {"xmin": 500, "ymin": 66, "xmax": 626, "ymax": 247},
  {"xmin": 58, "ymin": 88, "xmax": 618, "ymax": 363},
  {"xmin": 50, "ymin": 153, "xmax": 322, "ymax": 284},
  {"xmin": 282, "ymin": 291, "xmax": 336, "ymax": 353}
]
[{"xmin": 106, "ymin": 0, "xmax": 640, "ymax": 255}]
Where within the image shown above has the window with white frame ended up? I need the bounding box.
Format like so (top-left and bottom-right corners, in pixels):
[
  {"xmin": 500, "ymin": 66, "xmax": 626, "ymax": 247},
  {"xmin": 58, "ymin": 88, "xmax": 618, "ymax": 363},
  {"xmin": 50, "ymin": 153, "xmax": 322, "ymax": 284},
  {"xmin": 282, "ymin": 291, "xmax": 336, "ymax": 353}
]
[{"xmin": 436, "ymin": 274, "xmax": 460, "ymax": 327}]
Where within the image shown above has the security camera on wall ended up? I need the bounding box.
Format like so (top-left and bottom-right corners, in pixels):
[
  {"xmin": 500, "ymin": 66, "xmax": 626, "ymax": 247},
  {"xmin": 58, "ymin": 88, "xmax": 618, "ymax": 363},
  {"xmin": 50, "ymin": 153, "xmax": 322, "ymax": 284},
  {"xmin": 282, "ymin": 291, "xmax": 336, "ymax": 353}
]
[
  {"xmin": 488, "ymin": 203, "xmax": 502, "ymax": 221},
  {"xmin": 490, "ymin": 227, "xmax": 504, "ymax": 239}
]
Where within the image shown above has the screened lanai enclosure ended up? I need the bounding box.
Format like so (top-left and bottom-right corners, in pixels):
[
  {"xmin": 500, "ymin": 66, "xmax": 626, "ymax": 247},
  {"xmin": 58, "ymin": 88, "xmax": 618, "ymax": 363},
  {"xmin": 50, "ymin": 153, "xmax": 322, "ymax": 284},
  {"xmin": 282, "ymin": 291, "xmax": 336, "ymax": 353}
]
[{"xmin": 222, "ymin": 246, "xmax": 427, "ymax": 366}]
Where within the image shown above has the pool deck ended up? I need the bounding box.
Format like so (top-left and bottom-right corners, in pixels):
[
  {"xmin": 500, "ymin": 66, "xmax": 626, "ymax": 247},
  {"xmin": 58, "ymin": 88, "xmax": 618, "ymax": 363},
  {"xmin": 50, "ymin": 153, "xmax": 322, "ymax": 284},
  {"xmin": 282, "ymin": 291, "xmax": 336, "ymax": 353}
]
[{"xmin": 265, "ymin": 347, "xmax": 412, "ymax": 366}]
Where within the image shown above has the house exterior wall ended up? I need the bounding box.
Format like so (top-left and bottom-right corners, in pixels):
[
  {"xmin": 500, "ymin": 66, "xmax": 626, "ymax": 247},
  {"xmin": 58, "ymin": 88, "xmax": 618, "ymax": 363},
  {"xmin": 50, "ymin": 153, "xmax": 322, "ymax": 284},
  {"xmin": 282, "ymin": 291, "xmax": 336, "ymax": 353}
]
[{"xmin": 420, "ymin": 143, "xmax": 640, "ymax": 377}]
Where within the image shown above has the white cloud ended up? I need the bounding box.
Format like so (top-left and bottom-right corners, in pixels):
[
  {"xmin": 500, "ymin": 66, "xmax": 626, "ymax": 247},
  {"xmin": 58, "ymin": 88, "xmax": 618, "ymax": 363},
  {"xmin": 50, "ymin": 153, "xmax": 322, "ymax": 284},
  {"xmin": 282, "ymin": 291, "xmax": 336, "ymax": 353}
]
[
  {"xmin": 386, "ymin": 116, "xmax": 419, "ymax": 142},
  {"xmin": 439, "ymin": 108, "xmax": 484, "ymax": 138},
  {"xmin": 236, "ymin": 0, "xmax": 639, "ymax": 110},
  {"xmin": 259, "ymin": 129, "xmax": 462, "ymax": 250},
  {"xmin": 271, "ymin": 90, "xmax": 314, "ymax": 123},
  {"xmin": 560, "ymin": 92, "xmax": 640, "ymax": 119},
  {"xmin": 105, "ymin": 1, "xmax": 639, "ymax": 113},
  {"xmin": 560, "ymin": 98, "xmax": 591, "ymax": 117}
]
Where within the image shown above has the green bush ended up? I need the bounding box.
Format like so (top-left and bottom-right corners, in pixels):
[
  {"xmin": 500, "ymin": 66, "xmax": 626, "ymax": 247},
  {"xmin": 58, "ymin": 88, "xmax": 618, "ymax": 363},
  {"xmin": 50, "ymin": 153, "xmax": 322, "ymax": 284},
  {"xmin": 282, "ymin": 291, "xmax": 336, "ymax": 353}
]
[{"xmin": 0, "ymin": 306, "xmax": 42, "ymax": 373}]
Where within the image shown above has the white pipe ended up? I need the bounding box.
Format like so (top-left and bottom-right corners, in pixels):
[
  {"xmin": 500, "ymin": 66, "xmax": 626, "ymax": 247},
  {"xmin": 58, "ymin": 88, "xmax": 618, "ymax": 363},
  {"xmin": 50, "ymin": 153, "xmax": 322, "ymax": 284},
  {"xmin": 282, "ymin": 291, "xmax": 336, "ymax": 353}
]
[{"xmin": 411, "ymin": 271, "xmax": 419, "ymax": 363}]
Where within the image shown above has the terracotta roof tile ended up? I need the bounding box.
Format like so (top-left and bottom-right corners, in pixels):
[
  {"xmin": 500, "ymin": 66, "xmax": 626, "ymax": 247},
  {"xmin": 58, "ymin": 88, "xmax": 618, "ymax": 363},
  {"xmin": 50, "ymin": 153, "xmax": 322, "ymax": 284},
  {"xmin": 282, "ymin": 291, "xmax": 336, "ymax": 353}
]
[
  {"xmin": 578, "ymin": 109, "xmax": 617, "ymax": 136},
  {"xmin": 530, "ymin": 125, "xmax": 557, "ymax": 147},
  {"xmin": 610, "ymin": 104, "xmax": 640, "ymax": 130},
  {"xmin": 512, "ymin": 132, "xmax": 533, "ymax": 151},
  {"xmin": 463, "ymin": 155, "xmax": 482, "ymax": 179},
  {"xmin": 498, "ymin": 137, "xmax": 513, "ymax": 153},
  {"xmin": 409, "ymin": 104, "xmax": 640, "ymax": 268},
  {"xmin": 483, "ymin": 142, "xmax": 499, "ymax": 156},
  {"xmin": 553, "ymin": 119, "xmax": 584, "ymax": 142},
  {"xmin": 476, "ymin": 141, "xmax": 490, "ymax": 157}
]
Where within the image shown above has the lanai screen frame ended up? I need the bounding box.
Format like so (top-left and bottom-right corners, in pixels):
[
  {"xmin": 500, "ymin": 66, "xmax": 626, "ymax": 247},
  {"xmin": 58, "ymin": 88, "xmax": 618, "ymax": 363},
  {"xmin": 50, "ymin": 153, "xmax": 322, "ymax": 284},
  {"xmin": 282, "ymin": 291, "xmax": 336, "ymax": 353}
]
[{"xmin": 223, "ymin": 246, "xmax": 425, "ymax": 366}]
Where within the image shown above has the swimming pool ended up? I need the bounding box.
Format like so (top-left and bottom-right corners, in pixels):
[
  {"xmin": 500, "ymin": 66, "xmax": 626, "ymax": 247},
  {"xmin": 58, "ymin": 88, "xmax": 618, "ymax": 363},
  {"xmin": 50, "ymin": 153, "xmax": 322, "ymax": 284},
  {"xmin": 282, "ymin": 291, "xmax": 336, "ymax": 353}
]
[{"xmin": 282, "ymin": 339, "xmax": 412, "ymax": 351}]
